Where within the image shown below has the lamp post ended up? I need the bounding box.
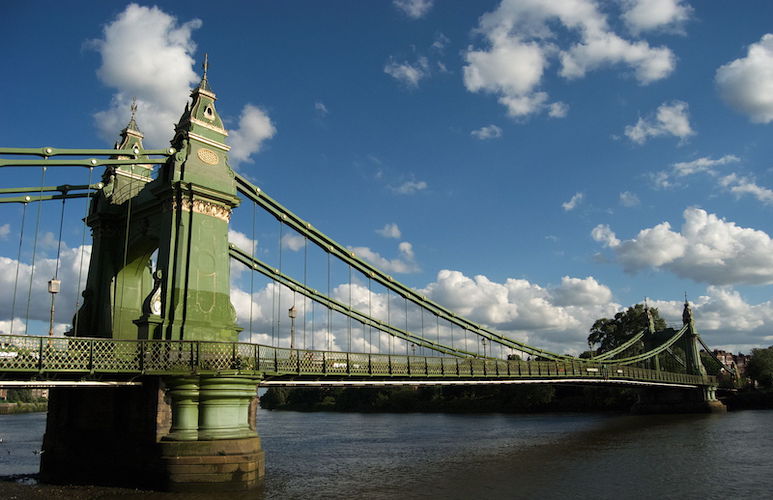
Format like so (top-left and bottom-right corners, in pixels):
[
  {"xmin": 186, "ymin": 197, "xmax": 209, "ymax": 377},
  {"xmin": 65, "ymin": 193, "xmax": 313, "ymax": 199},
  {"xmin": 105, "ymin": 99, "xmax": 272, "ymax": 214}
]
[
  {"xmin": 288, "ymin": 305, "xmax": 297, "ymax": 351},
  {"xmin": 481, "ymin": 338, "xmax": 487, "ymax": 358},
  {"xmin": 48, "ymin": 279, "xmax": 60, "ymax": 336}
]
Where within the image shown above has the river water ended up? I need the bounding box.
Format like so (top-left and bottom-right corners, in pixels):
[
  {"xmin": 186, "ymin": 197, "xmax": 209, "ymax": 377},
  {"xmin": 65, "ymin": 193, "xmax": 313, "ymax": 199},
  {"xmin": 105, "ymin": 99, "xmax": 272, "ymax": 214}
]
[{"xmin": 0, "ymin": 409, "xmax": 771, "ymax": 499}]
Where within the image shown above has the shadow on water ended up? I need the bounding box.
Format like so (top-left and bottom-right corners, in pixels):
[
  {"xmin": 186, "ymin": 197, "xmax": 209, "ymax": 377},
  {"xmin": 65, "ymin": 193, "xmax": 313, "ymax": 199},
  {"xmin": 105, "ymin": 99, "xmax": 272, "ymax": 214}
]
[{"xmin": 1, "ymin": 410, "xmax": 772, "ymax": 499}]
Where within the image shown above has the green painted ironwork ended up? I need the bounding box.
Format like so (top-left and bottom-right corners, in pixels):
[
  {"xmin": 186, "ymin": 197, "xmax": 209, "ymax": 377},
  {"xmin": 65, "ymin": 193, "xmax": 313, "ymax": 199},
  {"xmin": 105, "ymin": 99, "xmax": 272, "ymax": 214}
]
[
  {"xmin": 589, "ymin": 330, "xmax": 645, "ymax": 361},
  {"xmin": 0, "ymin": 333, "xmax": 714, "ymax": 387},
  {"xmin": 235, "ymin": 174, "xmax": 571, "ymax": 362}
]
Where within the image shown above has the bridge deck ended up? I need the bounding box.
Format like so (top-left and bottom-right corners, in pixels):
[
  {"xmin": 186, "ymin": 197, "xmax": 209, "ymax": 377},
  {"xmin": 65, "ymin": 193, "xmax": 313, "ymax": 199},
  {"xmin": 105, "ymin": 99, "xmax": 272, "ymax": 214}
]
[{"xmin": 0, "ymin": 334, "xmax": 713, "ymax": 387}]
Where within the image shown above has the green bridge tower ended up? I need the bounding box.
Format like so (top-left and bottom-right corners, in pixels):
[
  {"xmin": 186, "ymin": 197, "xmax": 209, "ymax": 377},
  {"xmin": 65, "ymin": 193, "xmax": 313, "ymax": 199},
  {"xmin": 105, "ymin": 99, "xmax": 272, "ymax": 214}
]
[{"xmin": 41, "ymin": 59, "xmax": 263, "ymax": 492}]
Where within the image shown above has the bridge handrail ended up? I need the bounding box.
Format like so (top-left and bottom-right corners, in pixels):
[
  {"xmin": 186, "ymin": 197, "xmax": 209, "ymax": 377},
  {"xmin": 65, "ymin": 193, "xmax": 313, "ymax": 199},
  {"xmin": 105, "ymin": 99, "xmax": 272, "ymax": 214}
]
[{"xmin": 0, "ymin": 334, "xmax": 714, "ymax": 387}]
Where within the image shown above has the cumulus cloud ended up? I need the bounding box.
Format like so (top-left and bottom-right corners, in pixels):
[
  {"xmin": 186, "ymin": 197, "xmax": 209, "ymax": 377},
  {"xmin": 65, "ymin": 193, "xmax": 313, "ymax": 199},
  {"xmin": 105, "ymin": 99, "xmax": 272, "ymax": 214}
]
[
  {"xmin": 376, "ymin": 223, "xmax": 402, "ymax": 239},
  {"xmin": 90, "ymin": 4, "xmax": 276, "ymax": 167},
  {"xmin": 228, "ymin": 104, "xmax": 277, "ymax": 167},
  {"xmin": 471, "ymin": 124, "xmax": 503, "ymax": 140},
  {"xmin": 0, "ymin": 244, "xmax": 91, "ymax": 334},
  {"xmin": 594, "ymin": 208, "xmax": 773, "ymax": 285},
  {"xmin": 421, "ymin": 270, "xmax": 620, "ymax": 351},
  {"xmin": 393, "ymin": 0, "xmax": 433, "ymax": 19},
  {"xmin": 649, "ymin": 288, "xmax": 773, "ymax": 353},
  {"xmin": 619, "ymin": 191, "xmax": 640, "ymax": 207},
  {"xmin": 562, "ymin": 192, "xmax": 584, "ymax": 211},
  {"xmin": 350, "ymin": 242, "xmax": 419, "ymax": 274},
  {"xmin": 624, "ymin": 101, "xmax": 694, "ymax": 144},
  {"xmin": 229, "ymin": 264, "xmax": 773, "ymax": 355},
  {"xmin": 89, "ymin": 3, "xmax": 202, "ymax": 147},
  {"xmin": 620, "ymin": 0, "xmax": 692, "ymax": 34},
  {"xmin": 716, "ymin": 34, "xmax": 773, "ymax": 123},
  {"xmin": 463, "ymin": 0, "xmax": 676, "ymax": 118}
]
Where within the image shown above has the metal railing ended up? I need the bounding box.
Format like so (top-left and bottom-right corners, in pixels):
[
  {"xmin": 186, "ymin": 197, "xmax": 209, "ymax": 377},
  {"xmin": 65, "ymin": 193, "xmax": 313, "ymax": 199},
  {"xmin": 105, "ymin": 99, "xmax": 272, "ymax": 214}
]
[{"xmin": 0, "ymin": 334, "xmax": 714, "ymax": 386}]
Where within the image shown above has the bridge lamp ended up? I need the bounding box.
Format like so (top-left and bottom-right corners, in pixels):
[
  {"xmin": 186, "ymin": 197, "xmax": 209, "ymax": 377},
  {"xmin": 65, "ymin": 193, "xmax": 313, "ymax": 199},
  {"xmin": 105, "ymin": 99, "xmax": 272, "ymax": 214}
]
[
  {"xmin": 47, "ymin": 279, "xmax": 61, "ymax": 337},
  {"xmin": 288, "ymin": 305, "xmax": 297, "ymax": 350},
  {"xmin": 481, "ymin": 338, "xmax": 487, "ymax": 358}
]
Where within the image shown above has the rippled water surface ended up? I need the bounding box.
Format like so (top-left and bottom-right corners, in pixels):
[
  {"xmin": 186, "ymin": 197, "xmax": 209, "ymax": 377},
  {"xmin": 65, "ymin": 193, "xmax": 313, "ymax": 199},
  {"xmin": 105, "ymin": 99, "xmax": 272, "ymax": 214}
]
[{"xmin": 1, "ymin": 409, "xmax": 771, "ymax": 499}]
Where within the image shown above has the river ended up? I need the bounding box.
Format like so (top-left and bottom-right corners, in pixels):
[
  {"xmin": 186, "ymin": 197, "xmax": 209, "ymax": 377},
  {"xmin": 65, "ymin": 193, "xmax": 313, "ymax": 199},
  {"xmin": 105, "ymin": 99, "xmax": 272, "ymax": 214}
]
[{"xmin": 1, "ymin": 409, "xmax": 771, "ymax": 499}]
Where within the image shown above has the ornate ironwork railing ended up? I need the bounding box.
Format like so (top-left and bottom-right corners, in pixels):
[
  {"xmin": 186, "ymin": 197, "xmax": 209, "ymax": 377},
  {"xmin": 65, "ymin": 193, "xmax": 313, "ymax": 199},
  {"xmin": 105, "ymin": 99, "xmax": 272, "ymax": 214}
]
[{"xmin": 0, "ymin": 334, "xmax": 714, "ymax": 386}]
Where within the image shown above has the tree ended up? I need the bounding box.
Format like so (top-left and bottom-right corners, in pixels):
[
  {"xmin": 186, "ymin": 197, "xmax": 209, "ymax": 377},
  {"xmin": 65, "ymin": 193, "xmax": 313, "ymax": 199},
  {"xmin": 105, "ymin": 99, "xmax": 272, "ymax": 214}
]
[
  {"xmin": 746, "ymin": 346, "xmax": 773, "ymax": 389},
  {"xmin": 588, "ymin": 304, "xmax": 666, "ymax": 353}
]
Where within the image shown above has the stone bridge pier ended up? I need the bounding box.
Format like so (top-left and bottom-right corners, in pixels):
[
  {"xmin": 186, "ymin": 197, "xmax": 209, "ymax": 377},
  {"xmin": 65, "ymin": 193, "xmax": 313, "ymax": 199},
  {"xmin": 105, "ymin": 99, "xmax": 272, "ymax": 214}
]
[{"xmin": 41, "ymin": 375, "xmax": 264, "ymax": 491}]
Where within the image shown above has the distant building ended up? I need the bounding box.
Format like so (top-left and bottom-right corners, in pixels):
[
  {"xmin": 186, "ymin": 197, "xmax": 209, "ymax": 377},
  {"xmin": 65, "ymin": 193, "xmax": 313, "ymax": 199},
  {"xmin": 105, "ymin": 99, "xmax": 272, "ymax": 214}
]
[{"xmin": 712, "ymin": 349, "xmax": 750, "ymax": 376}]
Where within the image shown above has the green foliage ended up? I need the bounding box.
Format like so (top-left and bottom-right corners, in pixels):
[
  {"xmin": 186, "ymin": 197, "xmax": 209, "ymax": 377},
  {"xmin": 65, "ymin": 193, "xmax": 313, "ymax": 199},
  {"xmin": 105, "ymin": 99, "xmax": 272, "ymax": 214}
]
[
  {"xmin": 259, "ymin": 387, "xmax": 290, "ymax": 409},
  {"xmin": 6, "ymin": 389, "xmax": 34, "ymax": 403},
  {"xmin": 588, "ymin": 304, "xmax": 666, "ymax": 353},
  {"xmin": 746, "ymin": 346, "xmax": 773, "ymax": 389}
]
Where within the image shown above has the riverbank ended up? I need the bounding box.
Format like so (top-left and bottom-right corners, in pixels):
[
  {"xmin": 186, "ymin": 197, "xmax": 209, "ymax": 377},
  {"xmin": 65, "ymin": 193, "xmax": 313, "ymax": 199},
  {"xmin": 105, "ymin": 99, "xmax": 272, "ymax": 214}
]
[
  {"xmin": 0, "ymin": 402, "xmax": 48, "ymax": 415},
  {"xmin": 259, "ymin": 385, "xmax": 639, "ymax": 413}
]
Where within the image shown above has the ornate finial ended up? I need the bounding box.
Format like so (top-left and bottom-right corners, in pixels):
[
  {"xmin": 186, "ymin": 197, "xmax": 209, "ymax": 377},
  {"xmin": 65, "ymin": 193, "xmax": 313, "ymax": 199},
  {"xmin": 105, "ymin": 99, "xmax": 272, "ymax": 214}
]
[
  {"xmin": 202, "ymin": 53, "xmax": 209, "ymax": 79},
  {"xmin": 682, "ymin": 296, "xmax": 693, "ymax": 326},
  {"xmin": 130, "ymin": 97, "xmax": 138, "ymax": 119}
]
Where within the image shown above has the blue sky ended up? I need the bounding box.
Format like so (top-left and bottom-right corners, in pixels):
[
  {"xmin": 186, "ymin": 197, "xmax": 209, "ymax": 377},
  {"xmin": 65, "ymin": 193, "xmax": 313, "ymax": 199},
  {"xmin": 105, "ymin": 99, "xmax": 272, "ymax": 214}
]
[{"xmin": 3, "ymin": 0, "xmax": 773, "ymax": 355}]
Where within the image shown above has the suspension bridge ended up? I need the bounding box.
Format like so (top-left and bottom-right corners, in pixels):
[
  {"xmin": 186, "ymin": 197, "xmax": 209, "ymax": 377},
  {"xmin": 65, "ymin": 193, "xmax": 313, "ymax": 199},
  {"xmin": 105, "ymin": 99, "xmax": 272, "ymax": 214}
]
[{"xmin": 0, "ymin": 60, "xmax": 727, "ymax": 491}]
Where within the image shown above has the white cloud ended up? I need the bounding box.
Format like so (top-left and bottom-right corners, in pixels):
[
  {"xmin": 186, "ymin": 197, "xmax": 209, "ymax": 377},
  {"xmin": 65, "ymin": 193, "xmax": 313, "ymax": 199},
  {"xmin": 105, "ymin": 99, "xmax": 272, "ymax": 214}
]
[
  {"xmin": 619, "ymin": 191, "xmax": 640, "ymax": 207},
  {"xmin": 0, "ymin": 245, "xmax": 91, "ymax": 332},
  {"xmin": 421, "ymin": 270, "xmax": 620, "ymax": 351},
  {"xmin": 716, "ymin": 34, "xmax": 773, "ymax": 123},
  {"xmin": 652, "ymin": 154, "xmax": 740, "ymax": 189},
  {"xmin": 376, "ymin": 223, "xmax": 402, "ymax": 239},
  {"xmin": 281, "ymin": 233, "xmax": 306, "ymax": 252},
  {"xmin": 228, "ymin": 104, "xmax": 277, "ymax": 167},
  {"xmin": 391, "ymin": 179, "xmax": 428, "ymax": 195},
  {"xmin": 463, "ymin": 0, "xmax": 676, "ymax": 118},
  {"xmin": 89, "ymin": 4, "xmax": 202, "ymax": 148},
  {"xmin": 596, "ymin": 208, "xmax": 773, "ymax": 285},
  {"xmin": 314, "ymin": 101, "xmax": 329, "ymax": 116},
  {"xmin": 719, "ymin": 174, "xmax": 773, "ymax": 205},
  {"xmin": 228, "ymin": 230, "xmax": 257, "ymax": 253},
  {"xmin": 591, "ymin": 224, "xmax": 621, "ymax": 248},
  {"xmin": 649, "ymin": 288, "xmax": 773, "ymax": 353},
  {"xmin": 548, "ymin": 102, "xmax": 569, "ymax": 118},
  {"xmin": 624, "ymin": 101, "xmax": 694, "ymax": 144},
  {"xmin": 393, "ymin": 0, "xmax": 434, "ymax": 19},
  {"xmin": 0, "ymin": 224, "xmax": 9, "ymax": 240},
  {"xmin": 471, "ymin": 124, "xmax": 503, "ymax": 140},
  {"xmin": 562, "ymin": 192, "xmax": 584, "ymax": 211},
  {"xmin": 384, "ymin": 56, "xmax": 430, "ymax": 88},
  {"xmin": 621, "ymin": 0, "xmax": 692, "ymax": 34},
  {"xmin": 349, "ymin": 242, "xmax": 419, "ymax": 274}
]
